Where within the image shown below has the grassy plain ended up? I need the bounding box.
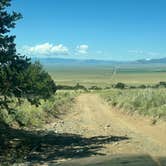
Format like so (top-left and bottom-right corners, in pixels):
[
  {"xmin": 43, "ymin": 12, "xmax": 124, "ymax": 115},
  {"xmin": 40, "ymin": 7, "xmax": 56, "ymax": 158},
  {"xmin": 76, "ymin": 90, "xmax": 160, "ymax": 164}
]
[
  {"xmin": 45, "ymin": 64, "xmax": 166, "ymax": 87},
  {"xmin": 45, "ymin": 63, "xmax": 166, "ymax": 120}
]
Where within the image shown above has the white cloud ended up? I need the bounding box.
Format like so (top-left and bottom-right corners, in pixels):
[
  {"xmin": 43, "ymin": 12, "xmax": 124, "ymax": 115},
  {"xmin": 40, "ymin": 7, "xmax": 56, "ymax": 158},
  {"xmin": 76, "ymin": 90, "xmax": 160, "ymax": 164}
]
[
  {"xmin": 21, "ymin": 43, "xmax": 69, "ymax": 56},
  {"xmin": 76, "ymin": 44, "xmax": 89, "ymax": 54},
  {"xmin": 20, "ymin": 43, "xmax": 92, "ymax": 57}
]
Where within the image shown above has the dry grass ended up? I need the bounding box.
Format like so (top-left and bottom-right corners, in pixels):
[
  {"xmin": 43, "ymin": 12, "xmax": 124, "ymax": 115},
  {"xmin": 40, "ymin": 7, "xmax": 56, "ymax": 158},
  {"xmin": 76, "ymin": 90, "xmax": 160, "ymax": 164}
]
[{"xmin": 100, "ymin": 89, "xmax": 166, "ymax": 119}]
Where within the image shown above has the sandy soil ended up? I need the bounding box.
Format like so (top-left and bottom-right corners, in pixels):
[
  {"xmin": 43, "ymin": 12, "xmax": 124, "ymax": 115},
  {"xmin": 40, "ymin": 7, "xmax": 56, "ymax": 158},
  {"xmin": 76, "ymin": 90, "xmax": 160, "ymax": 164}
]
[{"xmin": 45, "ymin": 93, "xmax": 166, "ymax": 165}]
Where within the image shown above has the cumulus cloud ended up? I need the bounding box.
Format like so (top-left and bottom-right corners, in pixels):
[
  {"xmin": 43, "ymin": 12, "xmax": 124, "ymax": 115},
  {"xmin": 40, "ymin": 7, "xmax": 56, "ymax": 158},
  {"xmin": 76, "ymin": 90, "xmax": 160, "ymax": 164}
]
[
  {"xmin": 20, "ymin": 43, "xmax": 92, "ymax": 57},
  {"xmin": 21, "ymin": 43, "xmax": 69, "ymax": 56},
  {"xmin": 76, "ymin": 44, "xmax": 89, "ymax": 54}
]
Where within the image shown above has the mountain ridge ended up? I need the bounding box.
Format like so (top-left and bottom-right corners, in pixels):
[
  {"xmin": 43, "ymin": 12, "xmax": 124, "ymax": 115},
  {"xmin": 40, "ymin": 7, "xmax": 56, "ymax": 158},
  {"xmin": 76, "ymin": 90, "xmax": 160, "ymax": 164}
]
[{"xmin": 31, "ymin": 57, "xmax": 166, "ymax": 65}]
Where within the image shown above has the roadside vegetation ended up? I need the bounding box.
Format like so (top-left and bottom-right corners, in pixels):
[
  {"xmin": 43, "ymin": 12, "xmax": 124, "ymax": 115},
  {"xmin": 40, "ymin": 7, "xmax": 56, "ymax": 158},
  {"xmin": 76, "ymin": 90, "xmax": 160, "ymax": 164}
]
[
  {"xmin": 2, "ymin": 79, "xmax": 166, "ymax": 127},
  {"xmin": 57, "ymin": 81, "xmax": 166, "ymax": 91},
  {"xmin": 100, "ymin": 88, "xmax": 166, "ymax": 120},
  {"xmin": 56, "ymin": 82, "xmax": 166, "ymax": 121},
  {"xmin": 0, "ymin": 91, "xmax": 78, "ymax": 127}
]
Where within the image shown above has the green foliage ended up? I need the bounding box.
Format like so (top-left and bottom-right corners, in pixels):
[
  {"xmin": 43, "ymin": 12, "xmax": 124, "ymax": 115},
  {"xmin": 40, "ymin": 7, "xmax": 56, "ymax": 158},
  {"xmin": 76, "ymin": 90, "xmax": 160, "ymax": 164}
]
[
  {"xmin": 101, "ymin": 89, "xmax": 166, "ymax": 119},
  {"xmin": 138, "ymin": 84, "xmax": 147, "ymax": 89},
  {"xmin": 155, "ymin": 81, "xmax": 166, "ymax": 88},
  {"xmin": 57, "ymin": 83, "xmax": 87, "ymax": 91},
  {"xmin": 74, "ymin": 83, "xmax": 87, "ymax": 90},
  {"xmin": 18, "ymin": 62, "xmax": 57, "ymax": 106},
  {"xmin": 1, "ymin": 91, "xmax": 78, "ymax": 127},
  {"xmin": 114, "ymin": 82, "xmax": 126, "ymax": 89},
  {"xmin": 0, "ymin": 0, "xmax": 56, "ymax": 110},
  {"xmin": 89, "ymin": 86, "xmax": 102, "ymax": 90}
]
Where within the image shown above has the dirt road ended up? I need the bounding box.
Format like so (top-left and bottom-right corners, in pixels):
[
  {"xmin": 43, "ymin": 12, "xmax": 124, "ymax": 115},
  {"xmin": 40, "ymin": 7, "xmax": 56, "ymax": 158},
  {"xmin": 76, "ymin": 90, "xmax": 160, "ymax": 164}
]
[{"xmin": 47, "ymin": 94, "xmax": 166, "ymax": 165}]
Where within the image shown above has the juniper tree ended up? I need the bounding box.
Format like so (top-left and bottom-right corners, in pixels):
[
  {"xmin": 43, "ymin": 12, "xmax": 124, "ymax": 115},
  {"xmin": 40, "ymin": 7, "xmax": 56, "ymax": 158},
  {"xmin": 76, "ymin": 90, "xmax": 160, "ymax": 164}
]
[{"xmin": 0, "ymin": 0, "xmax": 56, "ymax": 109}]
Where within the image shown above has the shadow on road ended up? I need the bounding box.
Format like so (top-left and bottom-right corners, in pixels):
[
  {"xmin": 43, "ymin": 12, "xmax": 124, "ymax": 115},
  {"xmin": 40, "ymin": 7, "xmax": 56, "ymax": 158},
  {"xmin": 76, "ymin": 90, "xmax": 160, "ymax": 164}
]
[
  {"xmin": 55, "ymin": 155, "xmax": 166, "ymax": 166},
  {"xmin": 0, "ymin": 123, "xmax": 128, "ymax": 164}
]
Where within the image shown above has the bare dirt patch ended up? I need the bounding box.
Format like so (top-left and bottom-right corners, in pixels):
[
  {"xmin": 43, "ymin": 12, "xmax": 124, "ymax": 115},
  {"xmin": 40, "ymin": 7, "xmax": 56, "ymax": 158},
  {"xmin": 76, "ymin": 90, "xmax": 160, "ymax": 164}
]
[{"xmin": 46, "ymin": 93, "xmax": 166, "ymax": 165}]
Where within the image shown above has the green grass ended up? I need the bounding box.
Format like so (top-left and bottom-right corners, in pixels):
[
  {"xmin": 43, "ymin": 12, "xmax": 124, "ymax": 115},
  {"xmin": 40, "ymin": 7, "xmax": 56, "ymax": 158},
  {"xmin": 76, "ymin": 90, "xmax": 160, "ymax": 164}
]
[{"xmin": 100, "ymin": 89, "xmax": 166, "ymax": 119}]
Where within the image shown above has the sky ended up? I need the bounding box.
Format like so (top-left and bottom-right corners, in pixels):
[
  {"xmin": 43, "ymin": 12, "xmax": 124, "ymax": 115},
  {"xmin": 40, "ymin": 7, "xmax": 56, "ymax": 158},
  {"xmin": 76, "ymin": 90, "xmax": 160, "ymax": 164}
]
[{"xmin": 9, "ymin": 0, "xmax": 166, "ymax": 61}]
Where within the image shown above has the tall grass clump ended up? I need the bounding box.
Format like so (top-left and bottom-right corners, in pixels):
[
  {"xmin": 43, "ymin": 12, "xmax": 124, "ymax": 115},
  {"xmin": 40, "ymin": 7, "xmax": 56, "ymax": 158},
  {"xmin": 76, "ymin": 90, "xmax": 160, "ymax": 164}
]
[{"xmin": 101, "ymin": 89, "xmax": 166, "ymax": 119}]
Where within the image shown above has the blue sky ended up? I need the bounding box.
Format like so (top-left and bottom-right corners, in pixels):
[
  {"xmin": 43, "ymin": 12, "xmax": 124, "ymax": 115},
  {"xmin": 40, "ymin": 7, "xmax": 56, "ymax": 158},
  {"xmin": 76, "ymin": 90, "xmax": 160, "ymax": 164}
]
[{"xmin": 10, "ymin": 0, "xmax": 166, "ymax": 61}]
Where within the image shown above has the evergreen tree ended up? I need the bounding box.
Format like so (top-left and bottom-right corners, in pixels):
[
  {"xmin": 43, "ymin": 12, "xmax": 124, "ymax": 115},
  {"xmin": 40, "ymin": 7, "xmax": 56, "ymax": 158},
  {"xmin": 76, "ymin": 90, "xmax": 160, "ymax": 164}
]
[{"xmin": 0, "ymin": 0, "xmax": 56, "ymax": 109}]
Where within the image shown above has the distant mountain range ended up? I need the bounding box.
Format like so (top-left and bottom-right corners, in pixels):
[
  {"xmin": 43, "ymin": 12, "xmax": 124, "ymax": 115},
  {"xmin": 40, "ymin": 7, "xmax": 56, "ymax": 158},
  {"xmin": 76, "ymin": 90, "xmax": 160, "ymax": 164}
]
[
  {"xmin": 136, "ymin": 57, "xmax": 166, "ymax": 64},
  {"xmin": 32, "ymin": 57, "xmax": 124, "ymax": 66},
  {"xmin": 32, "ymin": 57, "xmax": 166, "ymax": 66}
]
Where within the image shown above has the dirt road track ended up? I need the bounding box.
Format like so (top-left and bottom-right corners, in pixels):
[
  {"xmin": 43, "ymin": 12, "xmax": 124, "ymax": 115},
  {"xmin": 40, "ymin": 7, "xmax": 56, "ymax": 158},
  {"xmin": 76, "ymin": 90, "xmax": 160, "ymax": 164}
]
[{"xmin": 50, "ymin": 94, "xmax": 166, "ymax": 165}]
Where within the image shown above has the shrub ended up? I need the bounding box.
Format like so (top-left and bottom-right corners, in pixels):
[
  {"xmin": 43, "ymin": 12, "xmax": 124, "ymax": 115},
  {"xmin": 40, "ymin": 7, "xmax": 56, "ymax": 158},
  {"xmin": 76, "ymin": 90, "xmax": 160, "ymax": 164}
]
[
  {"xmin": 0, "ymin": 91, "xmax": 78, "ymax": 127},
  {"xmin": 114, "ymin": 82, "xmax": 126, "ymax": 89},
  {"xmin": 89, "ymin": 86, "xmax": 102, "ymax": 90},
  {"xmin": 100, "ymin": 89, "xmax": 166, "ymax": 119},
  {"xmin": 138, "ymin": 84, "xmax": 147, "ymax": 89}
]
